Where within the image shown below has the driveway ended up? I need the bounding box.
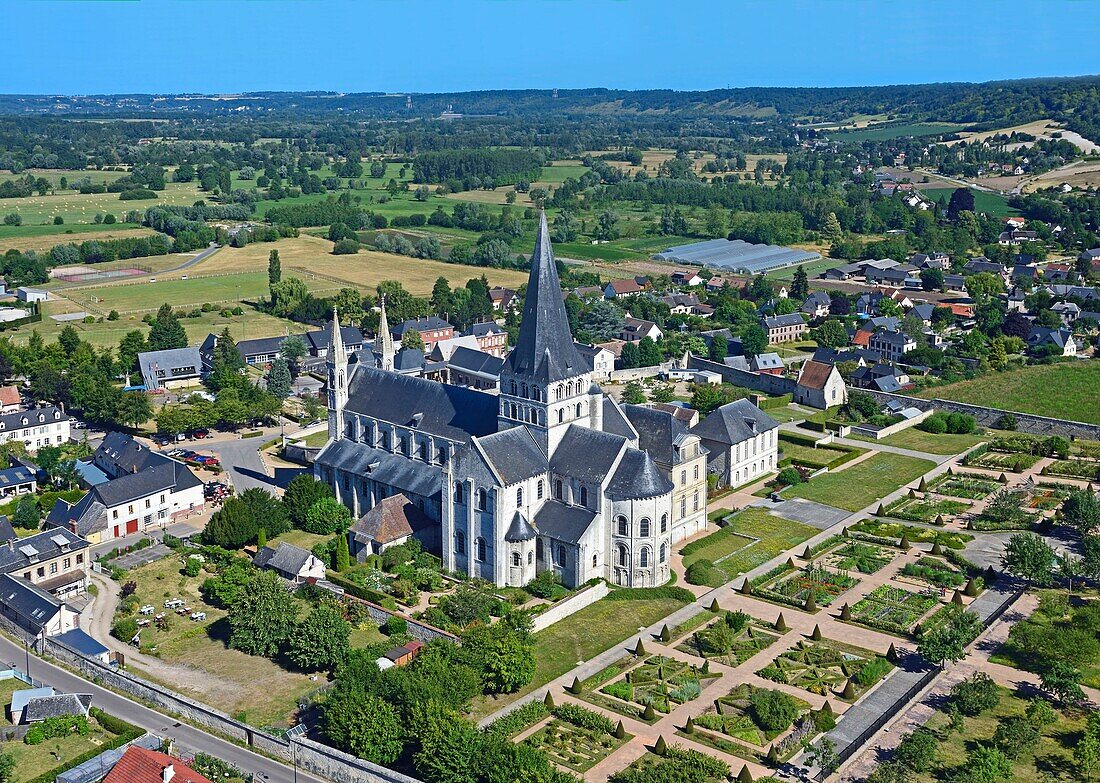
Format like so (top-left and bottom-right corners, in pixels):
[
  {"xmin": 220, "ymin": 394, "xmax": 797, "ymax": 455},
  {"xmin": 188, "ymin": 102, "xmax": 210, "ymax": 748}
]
[
  {"xmin": 111, "ymin": 543, "xmax": 172, "ymax": 570},
  {"xmin": 202, "ymin": 433, "xmax": 306, "ymax": 495}
]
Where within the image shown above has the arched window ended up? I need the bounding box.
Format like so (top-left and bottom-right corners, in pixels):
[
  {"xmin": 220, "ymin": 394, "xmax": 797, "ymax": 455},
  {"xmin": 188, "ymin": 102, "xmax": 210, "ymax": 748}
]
[
  {"xmin": 455, "ymin": 530, "xmax": 466, "ymax": 555},
  {"xmin": 397, "ymin": 436, "xmax": 407, "ymax": 455},
  {"xmin": 437, "ymin": 447, "xmax": 448, "ymax": 464},
  {"xmin": 521, "ymin": 383, "xmax": 528, "ymax": 398},
  {"xmin": 418, "ymin": 442, "xmax": 427, "ymax": 461},
  {"xmin": 533, "ymin": 386, "xmax": 541, "ymax": 402},
  {"xmin": 592, "ymin": 553, "xmax": 599, "ymax": 568},
  {"xmin": 558, "ymin": 545, "xmax": 567, "ymax": 565},
  {"xmin": 556, "ymin": 384, "xmax": 564, "ymax": 400},
  {"xmin": 617, "ymin": 545, "xmax": 628, "ymax": 567},
  {"xmin": 537, "ymin": 480, "xmax": 544, "ymax": 500},
  {"xmin": 510, "ymin": 403, "xmax": 517, "ymax": 419},
  {"xmin": 512, "ymin": 552, "xmax": 521, "ymax": 567},
  {"xmin": 453, "ymin": 483, "xmax": 464, "ymax": 504},
  {"xmin": 567, "ymin": 381, "xmax": 574, "ymax": 396},
  {"xmin": 528, "ymin": 551, "xmax": 533, "ymax": 565},
  {"xmin": 557, "ymin": 409, "xmax": 564, "ymax": 424},
  {"xmin": 580, "ymin": 486, "xmax": 588, "ymax": 507},
  {"xmin": 639, "ymin": 547, "xmax": 650, "ymax": 568},
  {"xmin": 476, "ymin": 488, "xmax": 487, "ymax": 511},
  {"xmin": 639, "ymin": 518, "xmax": 651, "ymax": 537},
  {"xmin": 555, "ymin": 480, "xmax": 563, "ymax": 499},
  {"xmin": 616, "ymin": 516, "xmax": 628, "ymax": 536},
  {"xmin": 575, "ymin": 403, "xmax": 582, "ymax": 418},
  {"xmin": 660, "ymin": 543, "xmax": 667, "ymax": 563},
  {"xmin": 476, "ymin": 537, "xmax": 487, "ymax": 562},
  {"xmin": 660, "ymin": 514, "xmax": 668, "ymax": 534},
  {"xmin": 516, "ymin": 486, "xmax": 524, "ymax": 506}
]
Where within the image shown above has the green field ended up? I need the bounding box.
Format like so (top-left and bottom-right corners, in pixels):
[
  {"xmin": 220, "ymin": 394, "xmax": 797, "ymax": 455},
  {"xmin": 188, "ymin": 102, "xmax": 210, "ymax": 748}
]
[
  {"xmin": 916, "ymin": 362, "xmax": 1100, "ymax": 425},
  {"xmin": 537, "ymin": 163, "xmax": 590, "ymax": 184},
  {"xmin": 853, "ymin": 428, "xmax": 986, "ymax": 455},
  {"xmin": 0, "ymin": 220, "xmax": 148, "ymax": 248},
  {"xmin": 0, "ymin": 180, "xmax": 202, "ymax": 225},
  {"xmin": 784, "ymin": 452, "xmax": 936, "ymax": 511},
  {"xmin": 468, "ymin": 591, "xmax": 689, "ymax": 719},
  {"xmin": 831, "ymin": 122, "xmax": 960, "ymax": 141},
  {"xmin": 681, "ymin": 507, "xmax": 817, "ymax": 587},
  {"xmin": 554, "ymin": 242, "xmax": 643, "ymax": 262}
]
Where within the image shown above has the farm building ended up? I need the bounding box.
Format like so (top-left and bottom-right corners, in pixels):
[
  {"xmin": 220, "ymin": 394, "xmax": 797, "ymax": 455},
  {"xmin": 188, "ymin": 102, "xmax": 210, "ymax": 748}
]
[{"xmin": 653, "ymin": 239, "xmax": 819, "ymax": 274}]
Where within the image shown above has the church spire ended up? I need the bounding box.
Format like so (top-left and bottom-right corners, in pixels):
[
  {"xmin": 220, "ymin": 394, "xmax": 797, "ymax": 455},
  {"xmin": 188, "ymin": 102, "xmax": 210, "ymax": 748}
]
[
  {"xmin": 327, "ymin": 307, "xmax": 348, "ymax": 440},
  {"xmin": 503, "ymin": 211, "xmax": 582, "ymax": 383},
  {"xmin": 377, "ymin": 294, "xmax": 395, "ymax": 371},
  {"xmin": 329, "ymin": 306, "xmax": 346, "ymax": 366}
]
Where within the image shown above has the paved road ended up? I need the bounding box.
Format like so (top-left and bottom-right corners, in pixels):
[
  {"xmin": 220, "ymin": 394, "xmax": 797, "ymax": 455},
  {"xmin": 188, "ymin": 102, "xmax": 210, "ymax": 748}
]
[
  {"xmin": 0, "ymin": 634, "xmax": 324, "ymax": 783},
  {"xmin": 171, "ymin": 243, "xmax": 222, "ymax": 272}
]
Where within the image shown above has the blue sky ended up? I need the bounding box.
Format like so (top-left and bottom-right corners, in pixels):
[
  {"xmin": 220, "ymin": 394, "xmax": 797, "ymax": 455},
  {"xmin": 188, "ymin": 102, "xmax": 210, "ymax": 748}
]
[{"xmin": 9, "ymin": 0, "xmax": 1098, "ymax": 94}]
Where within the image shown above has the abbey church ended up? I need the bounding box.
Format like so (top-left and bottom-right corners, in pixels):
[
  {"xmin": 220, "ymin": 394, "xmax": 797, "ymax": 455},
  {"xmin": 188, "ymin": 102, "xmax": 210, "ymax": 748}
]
[{"xmin": 315, "ymin": 213, "xmax": 709, "ymax": 589}]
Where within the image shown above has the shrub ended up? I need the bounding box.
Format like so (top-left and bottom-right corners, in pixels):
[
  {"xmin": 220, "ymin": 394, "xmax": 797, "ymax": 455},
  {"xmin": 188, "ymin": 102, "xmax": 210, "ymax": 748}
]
[
  {"xmin": 777, "ymin": 467, "xmax": 803, "ymax": 486},
  {"xmin": 750, "ymin": 688, "xmax": 799, "ymax": 733},
  {"xmin": 952, "ymin": 672, "xmax": 999, "ymax": 716},
  {"xmin": 525, "ymin": 570, "xmax": 562, "ymax": 599},
  {"xmin": 183, "ymin": 556, "xmax": 201, "ymax": 577},
  {"xmin": 112, "ymin": 617, "xmax": 138, "ymax": 641},
  {"xmin": 685, "ymin": 560, "xmax": 714, "ymax": 585},
  {"xmin": 553, "ymin": 703, "xmax": 616, "ymax": 734},
  {"xmin": 919, "ymin": 413, "xmax": 948, "ymax": 434},
  {"xmin": 383, "ymin": 615, "xmax": 408, "ymax": 636},
  {"xmin": 332, "ymin": 238, "xmax": 360, "ymax": 255},
  {"xmin": 855, "ymin": 657, "xmax": 892, "ymax": 686}
]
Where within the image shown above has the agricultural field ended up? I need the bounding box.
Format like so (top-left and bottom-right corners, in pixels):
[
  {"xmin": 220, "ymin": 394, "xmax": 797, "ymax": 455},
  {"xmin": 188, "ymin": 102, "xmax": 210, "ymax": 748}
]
[
  {"xmin": 783, "ymin": 452, "xmax": 936, "ymax": 511},
  {"xmin": 830, "ymin": 122, "xmax": 960, "ymax": 141},
  {"xmin": 0, "ymin": 180, "xmax": 202, "ymax": 225},
  {"xmin": 680, "ymin": 508, "xmax": 818, "ymax": 588},
  {"xmin": 0, "ymin": 222, "xmax": 154, "ymax": 253}
]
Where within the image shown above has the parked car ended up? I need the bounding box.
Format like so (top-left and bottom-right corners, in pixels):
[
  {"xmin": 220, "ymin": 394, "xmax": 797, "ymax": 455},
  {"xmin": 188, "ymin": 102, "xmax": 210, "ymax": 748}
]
[{"xmin": 192, "ymin": 429, "xmax": 209, "ymax": 439}]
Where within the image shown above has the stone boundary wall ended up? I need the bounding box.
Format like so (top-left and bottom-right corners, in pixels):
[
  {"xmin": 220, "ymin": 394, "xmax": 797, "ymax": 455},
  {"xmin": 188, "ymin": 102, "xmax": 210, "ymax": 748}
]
[
  {"xmin": 609, "ymin": 364, "xmax": 667, "ymax": 383},
  {"xmin": 315, "ymin": 580, "xmax": 458, "ymax": 644},
  {"xmin": 850, "ymin": 408, "xmax": 933, "ymax": 440},
  {"xmin": 530, "ymin": 581, "xmax": 610, "ymax": 633},
  {"xmin": 44, "ymin": 638, "xmax": 423, "ymax": 783},
  {"xmin": 854, "ymin": 387, "xmax": 1100, "ymax": 440},
  {"xmin": 687, "ymin": 355, "xmax": 798, "ymax": 397}
]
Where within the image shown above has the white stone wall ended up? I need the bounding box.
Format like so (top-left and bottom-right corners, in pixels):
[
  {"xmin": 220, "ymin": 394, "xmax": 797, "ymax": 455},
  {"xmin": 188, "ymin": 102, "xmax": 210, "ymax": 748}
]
[
  {"xmin": 726, "ymin": 427, "xmax": 779, "ymax": 487},
  {"xmin": 608, "ymin": 494, "xmax": 673, "ymax": 588}
]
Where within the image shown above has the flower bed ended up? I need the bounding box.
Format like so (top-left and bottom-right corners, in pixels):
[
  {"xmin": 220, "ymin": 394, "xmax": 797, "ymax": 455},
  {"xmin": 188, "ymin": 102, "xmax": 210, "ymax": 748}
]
[
  {"xmin": 524, "ymin": 705, "xmax": 630, "ymax": 773},
  {"xmin": 1044, "ymin": 459, "xmax": 1100, "ymax": 481},
  {"xmin": 848, "ymin": 520, "xmax": 973, "ymax": 549},
  {"xmin": 967, "ymin": 450, "xmax": 1040, "ymax": 472},
  {"xmin": 757, "ymin": 639, "xmax": 893, "ymax": 700},
  {"xmin": 585, "ymin": 655, "xmax": 720, "ymax": 720},
  {"xmin": 926, "ymin": 474, "xmax": 1000, "ymax": 500},
  {"xmin": 676, "ymin": 611, "xmax": 780, "ymax": 666},
  {"xmin": 754, "ymin": 565, "xmax": 859, "ymax": 610},
  {"xmin": 824, "ymin": 542, "xmax": 896, "ymax": 574},
  {"xmin": 850, "ymin": 584, "xmax": 940, "ymax": 636},
  {"xmin": 883, "ymin": 496, "xmax": 971, "ymax": 523},
  {"xmin": 900, "ymin": 556, "xmax": 967, "ymax": 589}
]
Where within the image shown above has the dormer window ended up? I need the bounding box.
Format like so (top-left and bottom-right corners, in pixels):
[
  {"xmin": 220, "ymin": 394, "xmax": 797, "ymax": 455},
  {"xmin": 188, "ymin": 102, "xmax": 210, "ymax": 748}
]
[{"xmin": 38, "ymin": 414, "xmax": 44, "ymax": 423}]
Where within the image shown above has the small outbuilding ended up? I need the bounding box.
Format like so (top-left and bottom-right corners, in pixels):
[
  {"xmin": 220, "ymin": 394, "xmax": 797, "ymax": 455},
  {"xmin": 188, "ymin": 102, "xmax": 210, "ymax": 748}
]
[{"xmin": 348, "ymin": 493, "xmax": 429, "ymax": 561}]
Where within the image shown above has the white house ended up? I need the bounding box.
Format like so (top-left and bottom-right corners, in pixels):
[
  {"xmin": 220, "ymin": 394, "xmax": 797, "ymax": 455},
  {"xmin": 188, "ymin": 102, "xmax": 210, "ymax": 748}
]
[
  {"xmin": 15, "ymin": 288, "xmax": 47, "ymax": 304},
  {"xmin": 690, "ymin": 400, "xmax": 779, "ymax": 488},
  {"xmin": 0, "ymin": 405, "xmax": 70, "ymax": 452},
  {"xmin": 253, "ymin": 543, "xmax": 327, "ymax": 583}
]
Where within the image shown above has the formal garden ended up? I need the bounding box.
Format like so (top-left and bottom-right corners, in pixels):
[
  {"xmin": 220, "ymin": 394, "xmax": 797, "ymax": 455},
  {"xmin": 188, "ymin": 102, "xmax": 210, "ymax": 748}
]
[
  {"xmin": 848, "ymin": 519, "xmax": 974, "ymax": 549},
  {"xmin": 848, "ymin": 584, "xmax": 941, "ymax": 636},
  {"xmin": 751, "ymin": 562, "xmax": 860, "ymax": 611},
  {"xmin": 1042, "ymin": 457, "xmax": 1100, "ymax": 480},
  {"xmin": 682, "ymin": 507, "xmax": 817, "ymax": 587},
  {"xmin": 969, "ymin": 488, "xmax": 1041, "ymax": 531},
  {"xmin": 820, "ymin": 541, "xmax": 897, "ymax": 574},
  {"xmin": 609, "ymin": 746, "xmax": 731, "ymax": 783},
  {"xmin": 581, "ymin": 653, "xmax": 721, "ymax": 721},
  {"xmin": 881, "ymin": 494, "xmax": 971, "ymax": 524},
  {"xmin": 758, "ymin": 638, "xmax": 893, "ymax": 701},
  {"xmin": 899, "ymin": 556, "xmax": 968, "ymax": 589},
  {"xmin": 675, "ymin": 610, "xmax": 781, "ymax": 666},
  {"xmin": 925, "ymin": 472, "xmax": 1001, "ymax": 500},
  {"xmin": 962, "ymin": 435, "xmax": 1072, "ymax": 474},
  {"xmin": 522, "ymin": 703, "xmax": 631, "ymax": 773}
]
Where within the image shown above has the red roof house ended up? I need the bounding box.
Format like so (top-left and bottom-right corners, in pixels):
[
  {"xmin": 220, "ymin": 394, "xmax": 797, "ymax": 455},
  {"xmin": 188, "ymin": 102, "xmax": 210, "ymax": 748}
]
[{"xmin": 104, "ymin": 746, "xmax": 215, "ymax": 783}]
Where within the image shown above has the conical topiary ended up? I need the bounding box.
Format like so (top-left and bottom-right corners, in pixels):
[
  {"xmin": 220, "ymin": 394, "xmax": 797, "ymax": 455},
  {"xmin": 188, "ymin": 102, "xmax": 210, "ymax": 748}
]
[
  {"xmin": 625, "ymin": 671, "xmax": 632, "ymax": 683},
  {"xmin": 886, "ymin": 643, "xmax": 898, "ymax": 663},
  {"xmin": 931, "ymin": 541, "xmax": 944, "ymax": 556},
  {"xmin": 775, "ymin": 613, "xmax": 789, "ymax": 632},
  {"xmin": 660, "ymin": 624, "xmax": 671, "ymax": 643},
  {"xmin": 737, "ymin": 764, "xmax": 754, "ymax": 783},
  {"xmin": 952, "ymin": 589, "xmax": 965, "ymax": 605},
  {"xmin": 804, "ymin": 592, "xmax": 817, "ymax": 613},
  {"xmin": 803, "ymin": 545, "xmax": 814, "ymax": 559},
  {"xmin": 787, "ymin": 557, "xmax": 797, "ymax": 568},
  {"xmin": 642, "ymin": 704, "xmax": 656, "ymax": 722},
  {"xmin": 918, "ymin": 476, "xmax": 927, "ymax": 492},
  {"xmin": 709, "ymin": 597, "xmax": 721, "ymax": 612},
  {"xmin": 840, "ymin": 603, "xmax": 851, "ymax": 621},
  {"xmin": 964, "ymin": 577, "xmax": 979, "ymax": 597},
  {"xmin": 900, "ymin": 535, "xmax": 911, "ymax": 551},
  {"xmin": 821, "ymin": 699, "xmax": 834, "ymax": 716},
  {"xmin": 654, "ymin": 735, "xmax": 667, "ymax": 756},
  {"xmin": 842, "ymin": 679, "xmax": 857, "ymax": 700},
  {"xmin": 544, "ymin": 690, "xmax": 556, "ymax": 708},
  {"xmin": 935, "ymin": 515, "xmax": 945, "ymax": 527},
  {"xmin": 947, "ymin": 466, "xmax": 954, "ymax": 476},
  {"xmin": 842, "ymin": 526, "xmax": 850, "ymax": 537},
  {"xmin": 966, "ymin": 519, "xmax": 975, "ymax": 530},
  {"xmin": 909, "ymin": 488, "xmax": 917, "ymax": 498},
  {"xmin": 740, "ymin": 578, "xmax": 752, "ymax": 595},
  {"xmin": 985, "ymin": 565, "xmax": 998, "ymax": 583},
  {"xmin": 701, "ymin": 659, "xmax": 710, "ymax": 675},
  {"xmin": 634, "ymin": 638, "xmax": 647, "ymax": 656},
  {"xmin": 569, "ymin": 676, "xmax": 583, "ymax": 695},
  {"xmin": 684, "ymin": 716, "xmax": 695, "ymax": 734},
  {"xmin": 999, "ymin": 472, "xmax": 1009, "ymax": 483},
  {"xmin": 767, "ymin": 745, "xmax": 780, "ymax": 765},
  {"xmin": 876, "ymin": 503, "xmax": 886, "ymax": 516},
  {"xmin": 615, "ymin": 720, "xmax": 626, "ymax": 739},
  {"xmin": 811, "ymin": 624, "xmax": 822, "ymax": 641}
]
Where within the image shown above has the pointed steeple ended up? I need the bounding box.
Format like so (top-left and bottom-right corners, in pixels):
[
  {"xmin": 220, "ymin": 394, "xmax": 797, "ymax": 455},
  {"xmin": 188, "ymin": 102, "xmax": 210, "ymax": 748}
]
[
  {"xmin": 503, "ymin": 211, "xmax": 582, "ymax": 383},
  {"xmin": 327, "ymin": 307, "xmax": 348, "ymax": 440},
  {"xmin": 329, "ymin": 306, "xmax": 346, "ymax": 366},
  {"xmin": 376, "ymin": 294, "xmax": 395, "ymax": 371}
]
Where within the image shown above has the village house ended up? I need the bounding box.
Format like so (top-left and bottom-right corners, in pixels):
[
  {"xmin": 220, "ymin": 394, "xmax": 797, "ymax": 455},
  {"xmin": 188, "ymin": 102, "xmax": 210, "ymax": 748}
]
[
  {"xmin": 0, "ymin": 405, "xmax": 70, "ymax": 453},
  {"xmin": 800, "ymin": 291, "xmax": 831, "ymax": 318},
  {"xmin": 489, "ymin": 286, "xmax": 517, "ymax": 312},
  {"xmin": 670, "ymin": 270, "xmax": 704, "ymax": 287},
  {"xmin": 0, "ymin": 527, "xmax": 89, "ymax": 600},
  {"xmin": 390, "ymin": 317, "xmax": 454, "ymax": 352},
  {"xmin": 869, "ymin": 328, "xmax": 916, "ymax": 363},
  {"xmin": 1027, "ymin": 326, "xmax": 1077, "ymax": 357},
  {"xmin": 689, "ymin": 400, "xmax": 778, "ymax": 488},
  {"xmin": 103, "ymin": 746, "xmax": 216, "ymax": 783},
  {"xmin": 618, "ymin": 316, "xmax": 664, "ymax": 343},
  {"xmin": 603, "ymin": 279, "xmax": 645, "ymax": 299},
  {"xmin": 253, "ymin": 542, "xmax": 327, "ymax": 583},
  {"xmin": 0, "ymin": 387, "xmax": 21, "ymax": 414},
  {"xmin": 137, "ymin": 347, "xmax": 203, "ymax": 390},
  {"xmin": 465, "ymin": 321, "xmax": 509, "ymax": 357},
  {"xmin": 749, "ymin": 353, "xmax": 785, "ymax": 375},
  {"xmin": 574, "ymin": 343, "xmax": 617, "ymax": 381},
  {"xmin": 760, "ymin": 313, "xmax": 808, "ymax": 344},
  {"xmin": 794, "ymin": 360, "xmax": 847, "ymax": 409}
]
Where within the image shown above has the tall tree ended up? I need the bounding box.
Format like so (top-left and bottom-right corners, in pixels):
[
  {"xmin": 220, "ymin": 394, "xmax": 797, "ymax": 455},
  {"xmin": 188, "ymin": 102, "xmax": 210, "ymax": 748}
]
[
  {"xmin": 148, "ymin": 303, "xmax": 187, "ymax": 351},
  {"xmin": 286, "ymin": 605, "xmax": 350, "ymax": 672},
  {"xmin": 266, "ymin": 358, "xmax": 292, "ymax": 399},
  {"xmin": 268, "ymin": 249, "xmax": 281, "ymax": 289},
  {"xmin": 227, "ymin": 569, "xmax": 297, "ymax": 657},
  {"xmin": 790, "ymin": 265, "xmax": 809, "ymax": 300}
]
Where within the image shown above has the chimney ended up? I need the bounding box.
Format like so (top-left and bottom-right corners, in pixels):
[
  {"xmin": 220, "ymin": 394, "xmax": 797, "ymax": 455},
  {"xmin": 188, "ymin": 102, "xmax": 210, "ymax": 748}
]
[
  {"xmin": 7, "ymin": 539, "xmax": 12, "ymax": 552},
  {"xmin": 162, "ymin": 764, "xmax": 175, "ymax": 783}
]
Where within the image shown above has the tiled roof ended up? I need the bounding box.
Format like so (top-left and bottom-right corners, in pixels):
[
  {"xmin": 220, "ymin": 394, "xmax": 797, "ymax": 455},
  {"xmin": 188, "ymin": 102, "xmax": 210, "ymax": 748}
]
[
  {"xmin": 103, "ymin": 746, "xmax": 214, "ymax": 783},
  {"xmin": 797, "ymin": 360, "xmax": 836, "ymax": 391},
  {"xmin": 0, "ymin": 386, "xmax": 20, "ymax": 407},
  {"xmin": 350, "ymin": 493, "xmax": 425, "ymax": 545}
]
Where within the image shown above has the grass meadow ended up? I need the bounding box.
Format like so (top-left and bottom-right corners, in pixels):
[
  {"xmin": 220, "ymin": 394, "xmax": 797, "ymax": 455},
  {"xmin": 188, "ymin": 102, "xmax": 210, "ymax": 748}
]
[{"xmin": 784, "ymin": 452, "xmax": 936, "ymax": 511}]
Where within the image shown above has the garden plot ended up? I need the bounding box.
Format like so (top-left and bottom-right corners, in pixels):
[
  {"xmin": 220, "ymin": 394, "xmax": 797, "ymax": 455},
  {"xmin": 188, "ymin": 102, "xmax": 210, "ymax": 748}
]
[
  {"xmin": 758, "ymin": 639, "xmax": 893, "ymax": 700},
  {"xmin": 523, "ymin": 706, "xmax": 630, "ymax": 773},
  {"xmin": 899, "ymin": 556, "xmax": 967, "ymax": 589},
  {"xmin": 1044, "ymin": 458, "xmax": 1100, "ymax": 481},
  {"xmin": 819, "ymin": 541, "xmax": 897, "ymax": 574},
  {"xmin": 694, "ymin": 684, "xmax": 812, "ymax": 747},
  {"xmin": 755, "ymin": 564, "xmax": 859, "ymax": 610},
  {"xmin": 849, "ymin": 584, "xmax": 940, "ymax": 636},
  {"xmin": 883, "ymin": 495, "xmax": 971, "ymax": 523},
  {"xmin": 1026, "ymin": 482, "xmax": 1079, "ymax": 510},
  {"xmin": 848, "ymin": 520, "xmax": 973, "ymax": 549},
  {"xmin": 966, "ymin": 450, "xmax": 1040, "ymax": 472},
  {"xmin": 675, "ymin": 611, "xmax": 780, "ymax": 666},
  {"xmin": 595, "ymin": 655, "xmax": 720, "ymax": 716},
  {"xmin": 927, "ymin": 473, "xmax": 1001, "ymax": 500}
]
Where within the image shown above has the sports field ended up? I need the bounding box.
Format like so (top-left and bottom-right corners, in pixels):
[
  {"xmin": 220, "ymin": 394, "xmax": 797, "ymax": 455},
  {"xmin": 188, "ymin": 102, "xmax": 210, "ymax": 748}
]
[{"xmin": 915, "ymin": 362, "xmax": 1100, "ymax": 425}]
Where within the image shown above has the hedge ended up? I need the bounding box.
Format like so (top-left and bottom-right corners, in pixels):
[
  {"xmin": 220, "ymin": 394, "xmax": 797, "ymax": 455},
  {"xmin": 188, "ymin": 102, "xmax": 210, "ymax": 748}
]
[
  {"xmin": 25, "ymin": 709, "xmax": 143, "ymax": 783},
  {"xmin": 604, "ymin": 585, "xmax": 695, "ymax": 603},
  {"xmin": 323, "ymin": 571, "xmax": 399, "ymax": 610},
  {"xmin": 484, "ymin": 700, "xmax": 550, "ymax": 737},
  {"xmin": 757, "ymin": 394, "xmax": 793, "ymax": 410}
]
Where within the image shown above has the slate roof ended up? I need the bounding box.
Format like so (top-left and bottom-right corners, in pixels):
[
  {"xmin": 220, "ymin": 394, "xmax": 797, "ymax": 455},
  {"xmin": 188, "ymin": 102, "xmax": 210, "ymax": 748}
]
[
  {"xmin": 466, "ymin": 321, "xmax": 506, "ymax": 337},
  {"xmin": 1028, "ymin": 326, "xmax": 1074, "ymax": 349},
  {"xmin": 0, "ymin": 528, "xmax": 87, "ymax": 575},
  {"xmin": 0, "ymin": 405, "xmax": 67, "ymax": 432},
  {"xmin": 690, "ymin": 399, "xmax": 779, "ymax": 446},
  {"xmin": 534, "ymin": 501, "xmax": 597, "ymax": 544},
  {"xmin": 623, "ymin": 404, "xmax": 697, "ymax": 465},
  {"xmin": 103, "ymin": 746, "xmax": 215, "ymax": 783},
  {"xmin": 254, "ymin": 543, "xmax": 315, "ymax": 576},
  {"xmin": 607, "ymin": 449, "xmax": 675, "ymax": 500},
  {"xmin": 504, "ymin": 511, "xmax": 538, "ymax": 542},
  {"xmin": 350, "ymin": 493, "xmax": 425, "ymax": 545},
  {"xmin": 501, "ymin": 212, "xmax": 584, "ymax": 384},
  {"xmin": 601, "ymin": 397, "xmax": 639, "ymax": 441},
  {"xmin": 390, "ymin": 317, "xmax": 452, "ymax": 338},
  {"xmin": 0, "ymin": 515, "xmax": 14, "ymax": 542},
  {"xmin": 549, "ymin": 426, "xmax": 626, "ymax": 485},
  {"xmin": 344, "ymin": 365, "xmax": 498, "ymax": 443},
  {"xmin": 25, "ymin": 693, "xmax": 91, "ymax": 722},
  {"xmin": 871, "ymin": 328, "xmax": 914, "ymax": 348},
  {"xmin": 54, "ymin": 628, "xmax": 110, "ymax": 658},
  {"xmin": 760, "ymin": 313, "xmax": 806, "ymax": 330},
  {"xmin": 473, "ymin": 426, "xmax": 546, "ymax": 485},
  {"xmin": 46, "ymin": 493, "xmax": 107, "ymax": 538},
  {"xmin": 315, "ymin": 438, "xmax": 443, "ymax": 500},
  {"xmin": 305, "ymin": 326, "xmax": 363, "ymax": 353},
  {"xmin": 392, "ymin": 347, "xmax": 425, "ymax": 372},
  {"xmin": 0, "ymin": 573, "xmax": 65, "ymax": 632},
  {"xmin": 911, "ymin": 303, "xmax": 935, "ymax": 322},
  {"xmin": 447, "ymin": 346, "xmax": 504, "ymax": 378},
  {"xmin": 137, "ymin": 347, "xmax": 202, "ymax": 389},
  {"xmin": 750, "ymin": 352, "xmax": 784, "ymax": 371}
]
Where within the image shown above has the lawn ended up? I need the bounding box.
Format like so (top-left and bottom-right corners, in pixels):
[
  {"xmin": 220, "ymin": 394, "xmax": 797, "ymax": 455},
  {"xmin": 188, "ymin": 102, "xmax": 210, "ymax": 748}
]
[
  {"xmin": 916, "ymin": 362, "xmax": 1100, "ymax": 425},
  {"xmin": 914, "ymin": 686, "xmax": 1084, "ymax": 783},
  {"xmin": 6, "ymin": 719, "xmax": 125, "ymax": 783},
  {"xmin": 680, "ymin": 508, "xmax": 817, "ymax": 587},
  {"xmin": 784, "ymin": 452, "xmax": 936, "ymax": 511},
  {"xmin": 117, "ymin": 556, "xmax": 320, "ymax": 727},
  {"xmin": 467, "ymin": 592, "xmax": 689, "ymax": 719},
  {"xmin": 856, "ymin": 428, "xmax": 985, "ymax": 455},
  {"xmin": 779, "ymin": 438, "xmax": 850, "ymax": 467},
  {"xmin": 268, "ymin": 529, "xmax": 330, "ymax": 552}
]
